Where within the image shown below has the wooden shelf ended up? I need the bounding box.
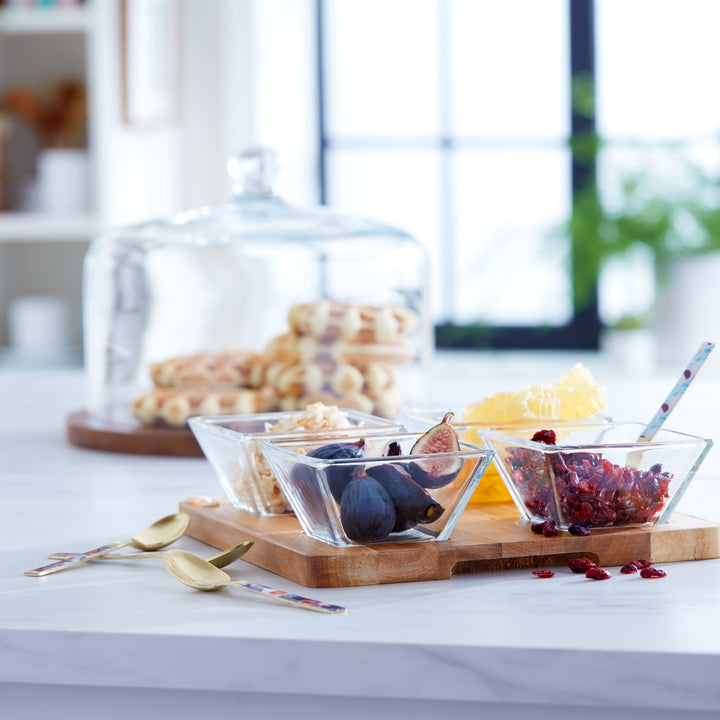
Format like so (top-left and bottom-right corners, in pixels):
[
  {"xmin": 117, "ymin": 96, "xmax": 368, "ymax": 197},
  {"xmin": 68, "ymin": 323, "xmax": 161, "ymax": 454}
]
[
  {"xmin": 0, "ymin": 212, "xmax": 99, "ymax": 241},
  {"xmin": 0, "ymin": 5, "xmax": 90, "ymax": 35}
]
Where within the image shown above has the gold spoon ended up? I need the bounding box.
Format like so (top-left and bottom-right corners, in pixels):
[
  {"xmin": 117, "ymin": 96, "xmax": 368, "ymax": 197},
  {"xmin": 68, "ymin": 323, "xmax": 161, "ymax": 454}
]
[
  {"xmin": 163, "ymin": 549, "xmax": 346, "ymax": 615},
  {"xmin": 47, "ymin": 541, "xmax": 254, "ymax": 568},
  {"xmin": 25, "ymin": 513, "xmax": 190, "ymax": 577}
]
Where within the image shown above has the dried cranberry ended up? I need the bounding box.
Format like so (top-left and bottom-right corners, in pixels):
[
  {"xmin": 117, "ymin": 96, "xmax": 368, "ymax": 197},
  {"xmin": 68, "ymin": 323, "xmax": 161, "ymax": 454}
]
[
  {"xmin": 568, "ymin": 522, "xmax": 592, "ymax": 536},
  {"xmin": 507, "ymin": 448, "xmax": 674, "ymax": 529},
  {"xmin": 531, "ymin": 429, "xmax": 557, "ymax": 445},
  {"xmin": 530, "ymin": 520, "xmax": 557, "ymax": 536},
  {"xmin": 585, "ymin": 566, "xmax": 611, "ymax": 580},
  {"xmin": 620, "ymin": 564, "xmax": 638, "ymax": 574},
  {"xmin": 640, "ymin": 567, "xmax": 666, "ymax": 579},
  {"xmin": 532, "ymin": 569, "xmax": 555, "ymax": 578},
  {"xmin": 568, "ymin": 557, "xmax": 596, "ymax": 573}
]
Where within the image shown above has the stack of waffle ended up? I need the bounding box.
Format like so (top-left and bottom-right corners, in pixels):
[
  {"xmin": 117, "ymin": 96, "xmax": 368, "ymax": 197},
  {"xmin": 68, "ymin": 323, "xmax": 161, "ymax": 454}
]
[{"xmin": 131, "ymin": 300, "xmax": 419, "ymax": 426}]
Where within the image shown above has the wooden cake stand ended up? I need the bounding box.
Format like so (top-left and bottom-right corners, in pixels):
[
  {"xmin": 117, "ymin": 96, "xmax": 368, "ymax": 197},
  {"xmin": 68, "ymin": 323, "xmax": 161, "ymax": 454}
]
[{"xmin": 66, "ymin": 410, "xmax": 203, "ymax": 457}]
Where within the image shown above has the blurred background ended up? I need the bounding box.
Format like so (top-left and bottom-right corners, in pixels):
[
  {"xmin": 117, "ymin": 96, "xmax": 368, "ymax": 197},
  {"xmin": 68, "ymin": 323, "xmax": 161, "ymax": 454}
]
[{"xmin": 1, "ymin": 0, "xmax": 719, "ymax": 369}]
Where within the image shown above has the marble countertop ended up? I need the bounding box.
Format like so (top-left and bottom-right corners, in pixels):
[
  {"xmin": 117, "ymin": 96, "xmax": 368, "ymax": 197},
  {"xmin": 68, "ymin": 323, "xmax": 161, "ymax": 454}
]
[{"xmin": 3, "ymin": 352, "xmax": 720, "ymax": 719}]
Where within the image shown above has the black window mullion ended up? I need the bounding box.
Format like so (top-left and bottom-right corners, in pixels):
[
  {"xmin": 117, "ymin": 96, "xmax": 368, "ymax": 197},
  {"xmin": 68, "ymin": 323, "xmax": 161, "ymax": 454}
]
[{"xmin": 316, "ymin": 0, "xmax": 601, "ymax": 350}]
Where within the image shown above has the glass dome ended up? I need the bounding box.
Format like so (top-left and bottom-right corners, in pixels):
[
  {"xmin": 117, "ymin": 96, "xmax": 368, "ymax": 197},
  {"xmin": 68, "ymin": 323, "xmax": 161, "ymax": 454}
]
[{"xmin": 82, "ymin": 148, "xmax": 431, "ymax": 430}]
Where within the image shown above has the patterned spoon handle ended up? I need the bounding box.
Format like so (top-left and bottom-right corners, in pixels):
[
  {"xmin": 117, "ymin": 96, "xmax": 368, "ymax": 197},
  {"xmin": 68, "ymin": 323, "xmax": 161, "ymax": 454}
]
[
  {"xmin": 228, "ymin": 579, "xmax": 346, "ymax": 614},
  {"xmin": 25, "ymin": 542, "xmax": 126, "ymax": 576}
]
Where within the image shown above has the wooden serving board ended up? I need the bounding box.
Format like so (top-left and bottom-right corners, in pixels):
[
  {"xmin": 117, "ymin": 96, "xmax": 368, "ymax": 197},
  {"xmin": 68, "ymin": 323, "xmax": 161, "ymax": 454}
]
[
  {"xmin": 180, "ymin": 500, "xmax": 720, "ymax": 588},
  {"xmin": 67, "ymin": 410, "xmax": 203, "ymax": 457}
]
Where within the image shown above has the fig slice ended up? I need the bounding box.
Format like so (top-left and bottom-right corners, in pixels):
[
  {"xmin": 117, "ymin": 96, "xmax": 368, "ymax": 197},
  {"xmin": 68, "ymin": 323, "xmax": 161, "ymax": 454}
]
[{"xmin": 408, "ymin": 412, "xmax": 463, "ymax": 488}]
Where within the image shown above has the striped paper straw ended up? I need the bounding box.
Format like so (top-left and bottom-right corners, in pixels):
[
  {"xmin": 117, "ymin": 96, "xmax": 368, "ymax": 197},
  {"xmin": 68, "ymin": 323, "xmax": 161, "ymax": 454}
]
[{"xmin": 637, "ymin": 340, "xmax": 716, "ymax": 442}]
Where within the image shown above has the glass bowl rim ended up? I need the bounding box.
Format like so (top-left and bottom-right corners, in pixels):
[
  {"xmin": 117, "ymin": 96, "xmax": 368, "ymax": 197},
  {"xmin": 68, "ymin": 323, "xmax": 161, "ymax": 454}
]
[
  {"xmin": 400, "ymin": 403, "xmax": 611, "ymax": 429},
  {"xmin": 188, "ymin": 408, "xmax": 404, "ymax": 444},
  {"xmin": 477, "ymin": 421, "xmax": 711, "ymax": 452},
  {"xmin": 258, "ymin": 432, "xmax": 494, "ymax": 468}
]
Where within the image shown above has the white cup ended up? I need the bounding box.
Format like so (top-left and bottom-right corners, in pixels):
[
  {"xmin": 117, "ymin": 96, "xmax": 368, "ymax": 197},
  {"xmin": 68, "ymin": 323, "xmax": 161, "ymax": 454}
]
[
  {"xmin": 8, "ymin": 295, "xmax": 71, "ymax": 361},
  {"xmin": 36, "ymin": 148, "xmax": 89, "ymax": 214}
]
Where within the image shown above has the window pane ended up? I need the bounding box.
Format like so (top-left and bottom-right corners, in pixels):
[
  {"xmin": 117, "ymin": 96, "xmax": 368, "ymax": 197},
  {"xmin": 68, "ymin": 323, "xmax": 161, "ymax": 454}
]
[
  {"xmin": 323, "ymin": 0, "xmax": 439, "ymax": 137},
  {"xmin": 452, "ymin": 148, "xmax": 572, "ymax": 325},
  {"xmin": 325, "ymin": 149, "xmax": 443, "ymax": 316},
  {"xmin": 596, "ymin": 0, "xmax": 720, "ymax": 139},
  {"xmin": 450, "ymin": 0, "xmax": 569, "ymax": 139}
]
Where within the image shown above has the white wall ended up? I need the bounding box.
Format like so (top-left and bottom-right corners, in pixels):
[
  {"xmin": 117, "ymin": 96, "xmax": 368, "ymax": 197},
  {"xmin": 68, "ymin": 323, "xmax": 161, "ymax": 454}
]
[{"xmin": 180, "ymin": 0, "xmax": 320, "ymax": 209}]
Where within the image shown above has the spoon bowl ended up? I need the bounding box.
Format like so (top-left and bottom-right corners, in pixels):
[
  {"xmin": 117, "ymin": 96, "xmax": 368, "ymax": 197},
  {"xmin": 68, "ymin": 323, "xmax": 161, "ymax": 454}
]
[
  {"xmin": 129, "ymin": 513, "xmax": 190, "ymax": 550},
  {"xmin": 163, "ymin": 549, "xmax": 346, "ymax": 614},
  {"xmin": 26, "ymin": 512, "xmax": 190, "ymax": 577}
]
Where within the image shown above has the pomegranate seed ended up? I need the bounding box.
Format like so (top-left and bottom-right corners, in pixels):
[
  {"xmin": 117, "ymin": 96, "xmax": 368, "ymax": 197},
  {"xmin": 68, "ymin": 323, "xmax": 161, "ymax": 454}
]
[
  {"xmin": 620, "ymin": 564, "xmax": 638, "ymax": 574},
  {"xmin": 640, "ymin": 567, "xmax": 667, "ymax": 578},
  {"xmin": 532, "ymin": 569, "xmax": 555, "ymax": 578},
  {"xmin": 585, "ymin": 566, "xmax": 611, "ymax": 580},
  {"xmin": 631, "ymin": 559, "xmax": 653, "ymax": 569},
  {"xmin": 568, "ymin": 522, "xmax": 592, "ymax": 536},
  {"xmin": 531, "ymin": 429, "xmax": 557, "ymax": 445},
  {"xmin": 568, "ymin": 557, "xmax": 596, "ymax": 573}
]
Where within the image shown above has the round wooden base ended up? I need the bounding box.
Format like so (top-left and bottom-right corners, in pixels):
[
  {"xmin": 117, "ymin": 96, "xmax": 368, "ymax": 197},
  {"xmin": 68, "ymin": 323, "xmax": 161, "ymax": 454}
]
[{"xmin": 66, "ymin": 410, "xmax": 203, "ymax": 457}]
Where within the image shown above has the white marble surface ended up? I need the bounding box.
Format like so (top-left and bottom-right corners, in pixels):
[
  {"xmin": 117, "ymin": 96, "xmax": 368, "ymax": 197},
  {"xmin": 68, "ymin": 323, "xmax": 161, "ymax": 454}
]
[{"xmin": 3, "ymin": 352, "xmax": 720, "ymax": 719}]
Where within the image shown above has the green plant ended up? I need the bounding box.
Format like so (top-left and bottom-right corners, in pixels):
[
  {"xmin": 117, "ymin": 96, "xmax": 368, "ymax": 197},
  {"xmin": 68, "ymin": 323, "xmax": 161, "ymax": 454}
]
[{"xmin": 565, "ymin": 76, "xmax": 720, "ymax": 313}]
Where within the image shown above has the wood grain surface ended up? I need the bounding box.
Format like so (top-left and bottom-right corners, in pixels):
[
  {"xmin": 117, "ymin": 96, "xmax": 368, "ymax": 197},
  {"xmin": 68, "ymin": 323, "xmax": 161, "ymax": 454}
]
[
  {"xmin": 180, "ymin": 500, "xmax": 720, "ymax": 588},
  {"xmin": 67, "ymin": 410, "xmax": 203, "ymax": 457}
]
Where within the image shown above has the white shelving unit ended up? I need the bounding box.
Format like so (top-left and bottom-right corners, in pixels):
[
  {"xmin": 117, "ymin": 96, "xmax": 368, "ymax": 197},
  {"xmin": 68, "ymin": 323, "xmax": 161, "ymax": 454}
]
[{"xmin": 0, "ymin": 1, "xmax": 184, "ymax": 364}]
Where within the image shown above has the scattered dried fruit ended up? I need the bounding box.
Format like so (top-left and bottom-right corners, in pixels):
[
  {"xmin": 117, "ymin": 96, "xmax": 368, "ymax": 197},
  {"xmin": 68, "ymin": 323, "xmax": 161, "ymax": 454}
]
[
  {"xmin": 585, "ymin": 566, "xmax": 611, "ymax": 580},
  {"xmin": 532, "ymin": 569, "xmax": 555, "ymax": 578},
  {"xmin": 568, "ymin": 522, "xmax": 592, "ymax": 536},
  {"xmin": 568, "ymin": 557, "xmax": 596, "ymax": 573},
  {"xmin": 531, "ymin": 429, "xmax": 557, "ymax": 445},
  {"xmin": 640, "ymin": 567, "xmax": 667, "ymax": 579}
]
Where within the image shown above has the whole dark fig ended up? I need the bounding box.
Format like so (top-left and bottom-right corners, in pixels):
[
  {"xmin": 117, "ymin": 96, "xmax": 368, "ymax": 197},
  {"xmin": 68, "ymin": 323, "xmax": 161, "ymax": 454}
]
[
  {"xmin": 367, "ymin": 464, "xmax": 445, "ymax": 532},
  {"xmin": 307, "ymin": 439, "xmax": 366, "ymax": 503},
  {"xmin": 339, "ymin": 476, "xmax": 395, "ymax": 543},
  {"xmin": 409, "ymin": 413, "xmax": 463, "ymax": 488}
]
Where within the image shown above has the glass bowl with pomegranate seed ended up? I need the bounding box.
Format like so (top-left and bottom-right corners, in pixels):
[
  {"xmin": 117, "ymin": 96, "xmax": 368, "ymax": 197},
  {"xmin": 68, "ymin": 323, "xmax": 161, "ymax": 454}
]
[{"xmin": 478, "ymin": 422, "xmax": 712, "ymax": 529}]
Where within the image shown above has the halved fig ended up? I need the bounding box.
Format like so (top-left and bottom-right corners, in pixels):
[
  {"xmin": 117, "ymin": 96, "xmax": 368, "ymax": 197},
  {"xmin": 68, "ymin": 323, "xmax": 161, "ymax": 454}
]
[{"xmin": 408, "ymin": 412, "xmax": 463, "ymax": 489}]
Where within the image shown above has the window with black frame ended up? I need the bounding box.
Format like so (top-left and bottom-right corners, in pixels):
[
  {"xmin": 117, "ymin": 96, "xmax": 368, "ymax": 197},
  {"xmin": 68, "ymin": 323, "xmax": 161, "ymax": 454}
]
[
  {"xmin": 317, "ymin": 0, "xmax": 720, "ymax": 353},
  {"xmin": 317, "ymin": 0, "xmax": 598, "ymax": 350}
]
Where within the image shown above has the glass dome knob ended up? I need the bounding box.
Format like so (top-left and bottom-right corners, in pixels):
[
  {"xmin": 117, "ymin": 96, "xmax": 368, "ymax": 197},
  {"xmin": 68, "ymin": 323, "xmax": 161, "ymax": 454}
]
[{"xmin": 227, "ymin": 147, "xmax": 280, "ymax": 197}]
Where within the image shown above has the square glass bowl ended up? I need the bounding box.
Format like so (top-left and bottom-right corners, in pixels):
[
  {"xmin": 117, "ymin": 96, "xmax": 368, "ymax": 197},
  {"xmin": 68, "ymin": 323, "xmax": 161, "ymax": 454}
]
[
  {"xmin": 400, "ymin": 404, "xmax": 610, "ymax": 503},
  {"xmin": 478, "ymin": 421, "xmax": 712, "ymax": 529},
  {"xmin": 189, "ymin": 410, "xmax": 403, "ymax": 516},
  {"xmin": 259, "ymin": 431, "xmax": 494, "ymax": 546}
]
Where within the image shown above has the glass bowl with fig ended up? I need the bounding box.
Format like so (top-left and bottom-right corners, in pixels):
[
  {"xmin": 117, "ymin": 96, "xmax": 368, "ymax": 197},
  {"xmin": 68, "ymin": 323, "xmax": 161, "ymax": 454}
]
[
  {"xmin": 189, "ymin": 403, "xmax": 404, "ymax": 516},
  {"xmin": 478, "ymin": 422, "xmax": 712, "ymax": 529},
  {"xmin": 259, "ymin": 414, "xmax": 494, "ymax": 546}
]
